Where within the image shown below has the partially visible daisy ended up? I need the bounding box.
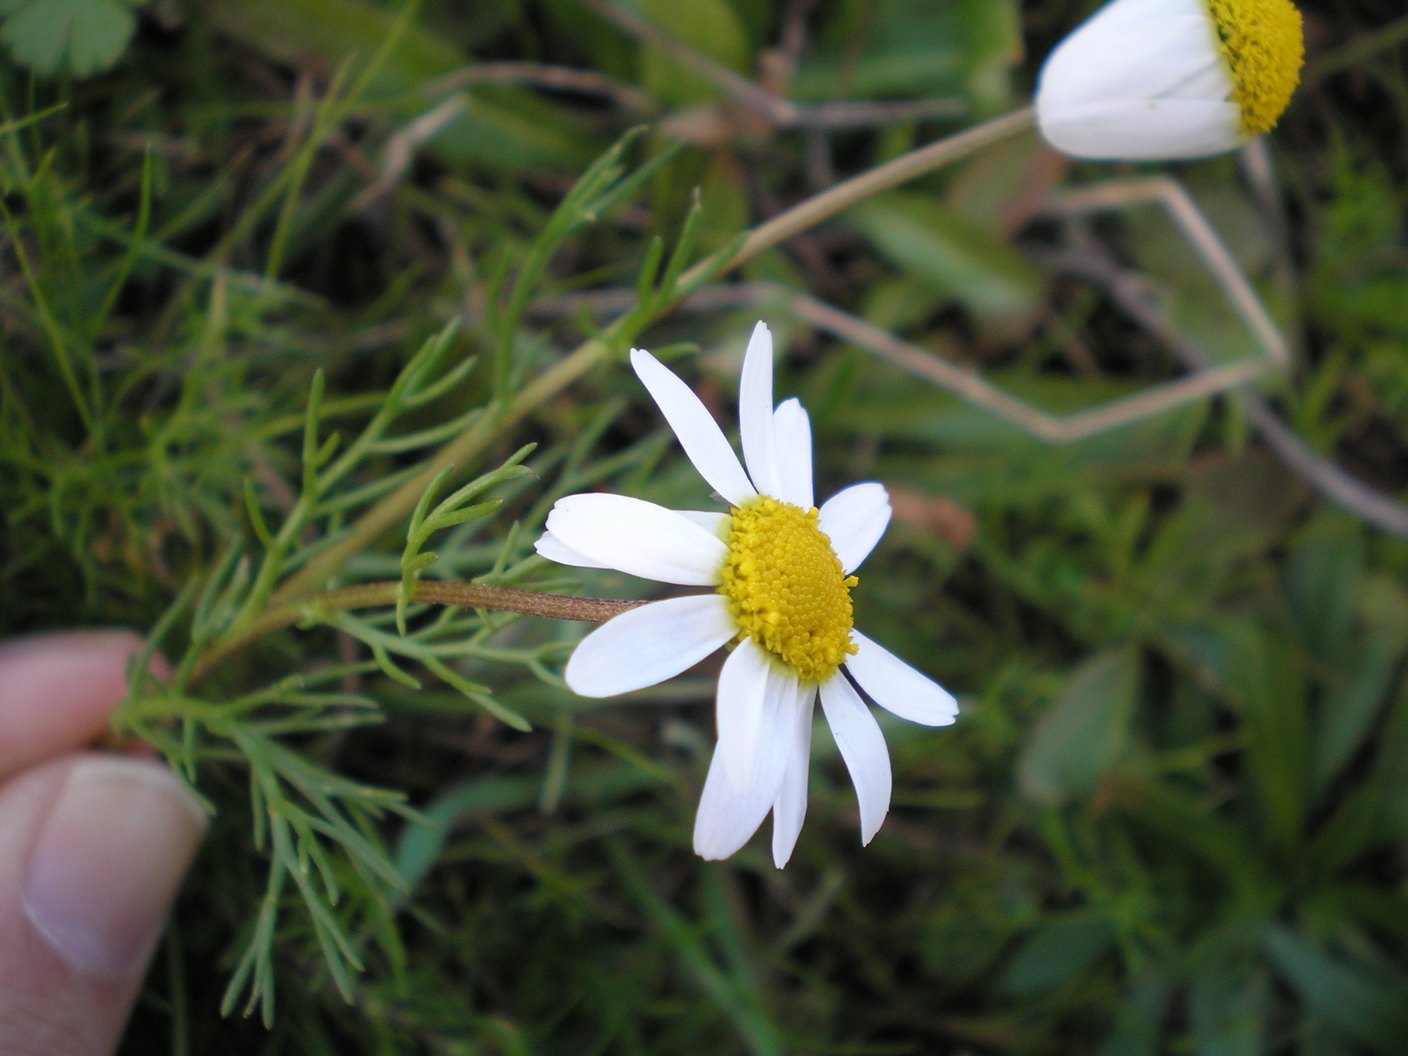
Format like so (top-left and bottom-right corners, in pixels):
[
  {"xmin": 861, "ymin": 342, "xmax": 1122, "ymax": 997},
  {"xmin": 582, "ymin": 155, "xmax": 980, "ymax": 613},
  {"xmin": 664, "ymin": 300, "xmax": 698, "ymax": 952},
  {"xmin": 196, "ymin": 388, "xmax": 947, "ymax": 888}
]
[
  {"xmin": 536, "ymin": 322, "xmax": 958, "ymax": 867},
  {"xmin": 1036, "ymin": 0, "xmax": 1304, "ymax": 161}
]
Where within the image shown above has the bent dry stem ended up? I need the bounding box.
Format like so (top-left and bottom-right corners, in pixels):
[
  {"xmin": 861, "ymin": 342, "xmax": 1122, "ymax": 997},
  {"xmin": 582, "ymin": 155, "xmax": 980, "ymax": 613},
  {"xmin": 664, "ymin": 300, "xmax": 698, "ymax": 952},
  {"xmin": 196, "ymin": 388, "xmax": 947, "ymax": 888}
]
[{"xmin": 192, "ymin": 581, "xmax": 643, "ymax": 686}]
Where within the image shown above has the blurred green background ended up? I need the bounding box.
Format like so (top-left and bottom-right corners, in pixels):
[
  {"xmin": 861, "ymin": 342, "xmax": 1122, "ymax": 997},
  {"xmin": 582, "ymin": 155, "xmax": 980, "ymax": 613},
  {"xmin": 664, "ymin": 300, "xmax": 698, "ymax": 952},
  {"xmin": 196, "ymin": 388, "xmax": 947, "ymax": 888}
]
[{"xmin": 2, "ymin": 0, "xmax": 1408, "ymax": 1052}]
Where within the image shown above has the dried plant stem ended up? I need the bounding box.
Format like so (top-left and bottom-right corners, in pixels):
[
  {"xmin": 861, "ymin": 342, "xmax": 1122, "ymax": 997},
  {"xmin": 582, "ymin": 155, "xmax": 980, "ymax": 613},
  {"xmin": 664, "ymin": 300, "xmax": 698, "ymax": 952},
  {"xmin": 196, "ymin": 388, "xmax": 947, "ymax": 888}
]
[
  {"xmin": 529, "ymin": 283, "xmax": 1275, "ymax": 445},
  {"xmin": 1053, "ymin": 242, "xmax": 1408, "ymax": 537},
  {"xmin": 678, "ymin": 107, "xmax": 1036, "ymax": 284},
  {"xmin": 194, "ymin": 581, "xmax": 643, "ymax": 685}
]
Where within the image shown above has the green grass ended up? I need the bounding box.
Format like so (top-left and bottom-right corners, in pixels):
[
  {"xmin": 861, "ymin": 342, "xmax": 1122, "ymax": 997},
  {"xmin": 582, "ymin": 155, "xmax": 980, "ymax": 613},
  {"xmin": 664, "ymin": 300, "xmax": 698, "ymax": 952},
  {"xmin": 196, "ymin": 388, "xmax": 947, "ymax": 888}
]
[{"xmin": 3, "ymin": 1, "xmax": 1408, "ymax": 1052}]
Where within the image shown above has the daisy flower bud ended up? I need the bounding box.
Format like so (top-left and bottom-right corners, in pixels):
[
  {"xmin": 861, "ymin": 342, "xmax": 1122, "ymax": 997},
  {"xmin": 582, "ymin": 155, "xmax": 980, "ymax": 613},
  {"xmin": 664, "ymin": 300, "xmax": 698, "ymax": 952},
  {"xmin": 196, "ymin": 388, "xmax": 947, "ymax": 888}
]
[{"xmin": 1036, "ymin": 0, "xmax": 1305, "ymax": 161}]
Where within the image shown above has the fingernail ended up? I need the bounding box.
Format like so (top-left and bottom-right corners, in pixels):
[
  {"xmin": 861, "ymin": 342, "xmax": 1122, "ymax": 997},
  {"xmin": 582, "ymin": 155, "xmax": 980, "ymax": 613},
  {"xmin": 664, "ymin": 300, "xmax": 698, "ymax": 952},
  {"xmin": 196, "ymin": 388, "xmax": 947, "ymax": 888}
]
[{"xmin": 22, "ymin": 757, "xmax": 207, "ymax": 979}]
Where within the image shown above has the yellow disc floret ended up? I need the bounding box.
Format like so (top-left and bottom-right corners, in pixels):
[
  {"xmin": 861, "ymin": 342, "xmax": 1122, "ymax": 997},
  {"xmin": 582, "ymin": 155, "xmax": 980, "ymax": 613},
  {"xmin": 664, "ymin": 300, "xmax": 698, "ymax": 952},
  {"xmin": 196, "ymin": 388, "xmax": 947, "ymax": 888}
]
[
  {"xmin": 1203, "ymin": 0, "xmax": 1304, "ymax": 137},
  {"xmin": 718, "ymin": 497, "xmax": 858, "ymax": 685}
]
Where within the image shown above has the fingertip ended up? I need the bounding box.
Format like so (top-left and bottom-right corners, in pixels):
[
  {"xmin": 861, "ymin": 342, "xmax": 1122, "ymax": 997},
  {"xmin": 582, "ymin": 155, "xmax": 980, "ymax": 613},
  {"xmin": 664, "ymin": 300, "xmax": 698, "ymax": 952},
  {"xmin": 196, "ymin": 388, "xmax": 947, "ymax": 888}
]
[
  {"xmin": 0, "ymin": 630, "xmax": 165, "ymax": 777},
  {"xmin": 22, "ymin": 756, "xmax": 206, "ymax": 981},
  {"xmin": 0, "ymin": 754, "xmax": 203, "ymax": 1056}
]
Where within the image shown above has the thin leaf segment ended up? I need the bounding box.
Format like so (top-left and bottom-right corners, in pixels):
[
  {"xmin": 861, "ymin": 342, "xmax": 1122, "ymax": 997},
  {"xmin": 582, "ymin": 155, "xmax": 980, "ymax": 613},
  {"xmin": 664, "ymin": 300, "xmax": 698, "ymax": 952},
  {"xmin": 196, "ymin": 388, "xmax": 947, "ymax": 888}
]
[{"xmin": 719, "ymin": 497, "xmax": 858, "ymax": 685}]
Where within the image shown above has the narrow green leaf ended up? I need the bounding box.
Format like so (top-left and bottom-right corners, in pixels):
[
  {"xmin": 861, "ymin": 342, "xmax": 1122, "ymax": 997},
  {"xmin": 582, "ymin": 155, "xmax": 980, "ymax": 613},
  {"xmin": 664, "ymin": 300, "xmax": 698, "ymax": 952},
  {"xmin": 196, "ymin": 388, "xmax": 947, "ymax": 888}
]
[
  {"xmin": 1224, "ymin": 625, "xmax": 1308, "ymax": 851},
  {"xmin": 423, "ymin": 499, "xmax": 502, "ymax": 535},
  {"xmin": 849, "ymin": 192, "xmax": 1045, "ymax": 324},
  {"xmin": 658, "ymin": 189, "xmax": 705, "ymax": 296},
  {"xmin": 1263, "ymin": 926, "xmax": 1408, "ymax": 1053},
  {"xmin": 1019, "ymin": 648, "xmax": 1140, "ymax": 804},
  {"xmin": 371, "ymin": 644, "xmax": 422, "ymax": 690},
  {"xmin": 1001, "ymin": 915, "xmax": 1115, "ymax": 995},
  {"xmin": 1188, "ymin": 968, "xmax": 1268, "ymax": 1056},
  {"xmin": 635, "ymin": 234, "xmax": 666, "ymax": 304},
  {"xmin": 301, "ymin": 370, "xmax": 327, "ymax": 498},
  {"xmin": 637, "ymin": 0, "xmax": 750, "ymax": 107},
  {"xmin": 1285, "ymin": 515, "xmax": 1364, "ymax": 659},
  {"xmin": 243, "ymin": 479, "xmax": 275, "ymax": 550},
  {"xmin": 405, "ymin": 552, "xmax": 438, "ymax": 575},
  {"xmin": 421, "ymin": 655, "xmax": 530, "ymax": 731},
  {"xmin": 605, "ymin": 838, "xmax": 785, "ymax": 1056}
]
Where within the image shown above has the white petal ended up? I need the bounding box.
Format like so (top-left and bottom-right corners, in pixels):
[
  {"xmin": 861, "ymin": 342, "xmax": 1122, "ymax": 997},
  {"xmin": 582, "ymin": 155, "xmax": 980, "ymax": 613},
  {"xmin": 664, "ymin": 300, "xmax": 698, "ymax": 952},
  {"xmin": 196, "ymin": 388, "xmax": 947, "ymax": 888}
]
[
  {"xmin": 771, "ymin": 684, "xmax": 816, "ymax": 868},
  {"xmin": 772, "ymin": 398, "xmax": 814, "ymax": 509},
  {"xmin": 630, "ymin": 348, "xmax": 757, "ymax": 507},
  {"xmin": 678, "ymin": 510, "xmax": 730, "ymax": 538},
  {"xmin": 1035, "ymin": 0, "xmax": 1245, "ymax": 162},
  {"xmin": 1043, "ymin": 0, "xmax": 1213, "ymax": 70},
  {"xmin": 694, "ymin": 667, "xmax": 799, "ymax": 861},
  {"xmin": 818, "ymin": 675, "xmax": 892, "ymax": 845},
  {"xmin": 715, "ymin": 638, "xmax": 774, "ymax": 791},
  {"xmin": 845, "ymin": 629, "xmax": 959, "ymax": 727},
  {"xmin": 565, "ymin": 595, "xmax": 734, "ymax": 698},
  {"xmin": 818, "ymin": 482, "xmax": 891, "ymax": 575},
  {"xmin": 1040, "ymin": 11, "xmax": 1224, "ymax": 105},
  {"xmin": 1038, "ymin": 98, "xmax": 1242, "ymax": 161},
  {"xmin": 737, "ymin": 321, "xmax": 783, "ymax": 498},
  {"xmin": 546, "ymin": 494, "xmax": 727, "ymax": 586},
  {"xmin": 1161, "ymin": 50, "xmax": 1238, "ymax": 101},
  {"xmin": 534, "ymin": 530, "xmax": 612, "ymax": 569}
]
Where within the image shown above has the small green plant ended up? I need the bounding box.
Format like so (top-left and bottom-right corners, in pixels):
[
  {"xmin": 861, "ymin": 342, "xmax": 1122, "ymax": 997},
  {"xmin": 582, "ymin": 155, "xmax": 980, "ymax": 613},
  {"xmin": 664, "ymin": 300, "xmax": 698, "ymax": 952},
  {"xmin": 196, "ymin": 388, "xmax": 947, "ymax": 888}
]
[{"xmin": 0, "ymin": 0, "xmax": 147, "ymax": 77}]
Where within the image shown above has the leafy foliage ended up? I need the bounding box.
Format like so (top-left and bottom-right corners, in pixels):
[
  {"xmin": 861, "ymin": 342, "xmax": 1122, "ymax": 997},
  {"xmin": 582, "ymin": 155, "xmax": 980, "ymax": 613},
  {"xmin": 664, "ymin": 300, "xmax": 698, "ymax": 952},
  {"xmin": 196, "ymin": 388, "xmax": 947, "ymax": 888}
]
[{"xmin": 2, "ymin": 1, "xmax": 1407, "ymax": 1053}]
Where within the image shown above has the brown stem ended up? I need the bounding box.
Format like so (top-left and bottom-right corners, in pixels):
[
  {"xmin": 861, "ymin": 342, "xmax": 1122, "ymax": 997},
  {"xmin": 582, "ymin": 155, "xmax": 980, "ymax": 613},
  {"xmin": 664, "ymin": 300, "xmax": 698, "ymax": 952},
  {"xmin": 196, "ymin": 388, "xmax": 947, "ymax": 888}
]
[
  {"xmin": 676, "ymin": 106, "xmax": 1036, "ymax": 285},
  {"xmin": 191, "ymin": 580, "xmax": 643, "ymax": 686}
]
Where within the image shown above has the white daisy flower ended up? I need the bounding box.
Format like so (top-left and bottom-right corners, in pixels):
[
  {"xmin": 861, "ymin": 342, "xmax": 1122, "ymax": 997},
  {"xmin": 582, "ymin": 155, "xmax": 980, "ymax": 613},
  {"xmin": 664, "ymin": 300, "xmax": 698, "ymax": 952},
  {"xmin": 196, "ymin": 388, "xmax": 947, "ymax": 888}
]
[
  {"xmin": 536, "ymin": 322, "xmax": 958, "ymax": 868},
  {"xmin": 1035, "ymin": 0, "xmax": 1304, "ymax": 161}
]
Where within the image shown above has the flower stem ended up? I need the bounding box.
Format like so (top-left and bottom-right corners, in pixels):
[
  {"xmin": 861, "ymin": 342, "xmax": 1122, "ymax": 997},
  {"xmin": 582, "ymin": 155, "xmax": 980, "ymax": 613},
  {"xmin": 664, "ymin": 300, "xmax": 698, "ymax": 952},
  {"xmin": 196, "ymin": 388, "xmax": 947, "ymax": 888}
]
[
  {"xmin": 679, "ymin": 106, "xmax": 1036, "ymax": 284},
  {"xmin": 272, "ymin": 108, "xmax": 1035, "ymax": 604},
  {"xmin": 192, "ymin": 580, "xmax": 642, "ymax": 686}
]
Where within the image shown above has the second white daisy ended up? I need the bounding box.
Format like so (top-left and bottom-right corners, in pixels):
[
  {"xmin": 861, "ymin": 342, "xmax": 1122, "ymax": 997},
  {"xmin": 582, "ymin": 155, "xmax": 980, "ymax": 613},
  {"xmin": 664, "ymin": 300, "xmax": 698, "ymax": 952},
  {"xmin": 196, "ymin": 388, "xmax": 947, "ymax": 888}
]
[
  {"xmin": 536, "ymin": 322, "xmax": 958, "ymax": 868},
  {"xmin": 1036, "ymin": 0, "xmax": 1304, "ymax": 161}
]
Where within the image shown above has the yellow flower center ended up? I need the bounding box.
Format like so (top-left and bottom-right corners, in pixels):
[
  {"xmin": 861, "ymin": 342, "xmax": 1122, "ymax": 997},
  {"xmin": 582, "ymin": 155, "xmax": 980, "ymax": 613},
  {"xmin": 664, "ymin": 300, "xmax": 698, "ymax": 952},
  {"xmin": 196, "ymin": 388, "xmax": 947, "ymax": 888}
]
[
  {"xmin": 1203, "ymin": 0, "xmax": 1304, "ymax": 137},
  {"xmin": 718, "ymin": 497, "xmax": 858, "ymax": 685}
]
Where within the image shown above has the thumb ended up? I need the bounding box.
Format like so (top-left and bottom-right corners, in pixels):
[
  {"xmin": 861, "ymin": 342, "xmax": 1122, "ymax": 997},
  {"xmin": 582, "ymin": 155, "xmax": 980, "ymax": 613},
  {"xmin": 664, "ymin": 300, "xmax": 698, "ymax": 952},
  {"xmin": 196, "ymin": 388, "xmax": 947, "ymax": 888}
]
[{"xmin": 0, "ymin": 754, "xmax": 206, "ymax": 1056}]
